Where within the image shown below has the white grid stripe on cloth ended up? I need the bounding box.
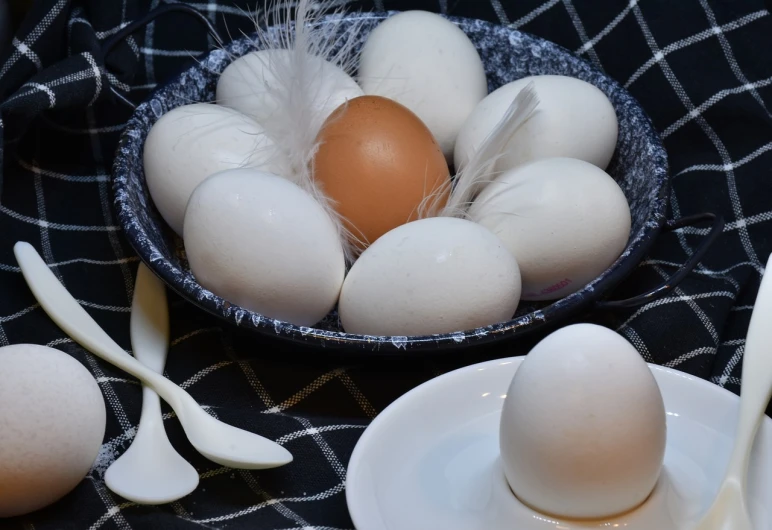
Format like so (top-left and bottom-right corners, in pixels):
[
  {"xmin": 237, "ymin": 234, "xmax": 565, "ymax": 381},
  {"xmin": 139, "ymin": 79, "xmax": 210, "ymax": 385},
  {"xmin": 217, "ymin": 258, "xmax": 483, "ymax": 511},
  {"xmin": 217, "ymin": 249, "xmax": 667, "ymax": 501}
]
[
  {"xmin": 676, "ymin": 211, "xmax": 772, "ymax": 238},
  {"xmin": 631, "ymin": 2, "xmax": 763, "ymax": 271},
  {"xmin": 0, "ymin": 0, "xmax": 67, "ymax": 77},
  {"xmin": 6, "ymin": 66, "xmax": 109, "ymax": 104},
  {"xmin": 575, "ymin": 0, "xmax": 638, "ymax": 55},
  {"xmin": 68, "ymin": 13, "xmax": 130, "ymax": 40},
  {"xmin": 238, "ymin": 468, "xmax": 317, "ymax": 529},
  {"xmin": 717, "ymin": 343, "xmax": 745, "ymax": 387},
  {"xmin": 667, "ymin": 186, "xmax": 703, "ymax": 272},
  {"xmin": 662, "ymin": 74, "xmax": 772, "ymax": 138},
  {"xmin": 0, "ymin": 204, "xmax": 122, "ymax": 230},
  {"xmin": 143, "ymin": 0, "xmax": 161, "ymax": 88},
  {"xmin": 0, "ymin": 304, "xmax": 41, "ymax": 323},
  {"xmin": 624, "ymin": 9, "xmax": 768, "ymax": 88},
  {"xmin": 664, "ymin": 346, "xmax": 717, "ymax": 368},
  {"xmin": 698, "ymin": 0, "xmax": 772, "ymax": 118},
  {"xmin": 675, "ymin": 140, "xmax": 772, "ymax": 176},
  {"xmin": 86, "ymin": 106, "xmax": 136, "ymax": 306},
  {"xmin": 220, "ymin": 334, "xmax": 353, "ymax": 528},
  {"xmin": 0, "ymin": 255, "xmax": 138, "ymax": 272},
  {"xmin": 15, "ymin": 157, "xmax": 111, "ymax": 181},
  {"xmin": 26, "ymin": 82, "xmax": 55, "ymax": 106},
  {"xmin": 12, "ymin": 37, "xmax": 42, "ymax": 69},
  {"xmin": 651, "ymin": 265, "xmax": 721, "ymax": 342},
  {"xmin": 488, "ymin": 0, "xmax": 510, "ymax": 24},
  {"xmin": 192, "ymin": 483, "xmax": 348, "ymax": 524},
  {"xmin": 615, "ymin": 291, "xmax": 737, "ymax": 331},
  {"xmin": 508, "ymin": 0, "xmax": 560, "ymax": 29},
  {"xmin": 32, "ymin": 166, "xmax": 61, "ymax": 282},
  {"xmin": 619, "ymin": 327, "xmax": 653, "ymax": 363},
  {"xmin": 561, "ymin": 0, "xmax": 603, "ymax": 69}
]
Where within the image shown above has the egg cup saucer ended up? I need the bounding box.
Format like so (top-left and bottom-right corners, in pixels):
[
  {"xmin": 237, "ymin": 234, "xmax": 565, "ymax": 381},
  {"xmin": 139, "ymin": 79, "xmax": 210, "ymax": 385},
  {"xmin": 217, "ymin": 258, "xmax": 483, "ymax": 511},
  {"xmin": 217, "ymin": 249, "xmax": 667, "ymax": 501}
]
[{"xmin": 345, "ymin": 357, "xmax": 772, "ymax": 530}]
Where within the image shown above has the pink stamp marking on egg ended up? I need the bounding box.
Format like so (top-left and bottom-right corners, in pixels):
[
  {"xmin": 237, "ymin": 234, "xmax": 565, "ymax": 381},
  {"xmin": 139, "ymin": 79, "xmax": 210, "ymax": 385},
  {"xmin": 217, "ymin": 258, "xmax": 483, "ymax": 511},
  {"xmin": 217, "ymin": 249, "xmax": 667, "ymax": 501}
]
[{"xmin": 525, "ymin": 278, "xmax": 573, "ymax": 298}]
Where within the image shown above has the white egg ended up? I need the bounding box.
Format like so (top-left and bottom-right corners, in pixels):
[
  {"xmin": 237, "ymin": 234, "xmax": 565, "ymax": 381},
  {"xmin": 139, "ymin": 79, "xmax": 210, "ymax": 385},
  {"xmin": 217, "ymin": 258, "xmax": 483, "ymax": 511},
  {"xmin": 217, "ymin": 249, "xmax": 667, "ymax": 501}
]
[
  {"xmin": 455, "ymin": 75, "xmax": 618, "ymax": 172},
  {"xmin": 216, "ymin": 49, "xmax": 363, "ymax": 134},
  {"xmin": 0, "ymin": 344, "xmax": 106, "ymax": 518},
  {"xmin": 143, "ymin": 102, "xmax": 287, "ymax": 236},
  {"xmin": 500, "ymin": 323, "xmax": 667, "ymax": 519},
  {"xmin": 358, "ymin": 11, "xmax": 488, "ymax": 162},
  {"xmin": 183, "ymin": 168, "xmax": 345, "ymax": 326},
  {"xmin": 339, "ymin": 217, "xmax": 521, "ymax": 336},
  {"xmin": 468, "ymin": 157, "xmax": 630, "ymax": 301}
]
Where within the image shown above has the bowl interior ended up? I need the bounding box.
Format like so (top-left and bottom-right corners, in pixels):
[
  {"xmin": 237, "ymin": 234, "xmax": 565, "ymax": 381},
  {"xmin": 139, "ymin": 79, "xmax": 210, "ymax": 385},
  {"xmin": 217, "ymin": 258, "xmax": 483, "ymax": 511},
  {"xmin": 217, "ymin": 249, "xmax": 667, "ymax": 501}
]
[{"xmin": 113, "ymin": 12, "xmax": 669, "ymax": 351}]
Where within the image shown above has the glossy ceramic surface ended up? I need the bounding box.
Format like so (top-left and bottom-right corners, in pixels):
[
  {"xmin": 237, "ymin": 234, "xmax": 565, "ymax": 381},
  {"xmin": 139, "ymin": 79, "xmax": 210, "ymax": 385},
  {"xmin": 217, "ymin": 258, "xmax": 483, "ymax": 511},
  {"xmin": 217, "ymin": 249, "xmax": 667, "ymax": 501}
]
[
  {"xmin": 113, "ymin": 12, "xmax": 670, "ymax": 352},
  {"xmin": 345, "ymin": 358, "xmax": 772, "ymax": 530}
]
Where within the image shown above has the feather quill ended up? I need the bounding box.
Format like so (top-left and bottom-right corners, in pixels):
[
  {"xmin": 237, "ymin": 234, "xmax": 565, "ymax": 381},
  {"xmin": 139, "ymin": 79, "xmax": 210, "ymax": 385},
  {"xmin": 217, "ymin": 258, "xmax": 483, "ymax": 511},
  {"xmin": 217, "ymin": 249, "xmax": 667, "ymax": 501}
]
[{"xmin": 421, "ymin": 83, "xmax": 539, "ymax": 219}]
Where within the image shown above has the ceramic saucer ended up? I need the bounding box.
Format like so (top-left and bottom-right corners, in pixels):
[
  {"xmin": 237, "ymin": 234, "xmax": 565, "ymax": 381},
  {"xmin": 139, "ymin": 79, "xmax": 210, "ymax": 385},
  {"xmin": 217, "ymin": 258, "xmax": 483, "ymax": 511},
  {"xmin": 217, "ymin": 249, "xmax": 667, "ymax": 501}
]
[{"xmin": 346, "ymin": 358, "xmax": 772, "ymax": 530}]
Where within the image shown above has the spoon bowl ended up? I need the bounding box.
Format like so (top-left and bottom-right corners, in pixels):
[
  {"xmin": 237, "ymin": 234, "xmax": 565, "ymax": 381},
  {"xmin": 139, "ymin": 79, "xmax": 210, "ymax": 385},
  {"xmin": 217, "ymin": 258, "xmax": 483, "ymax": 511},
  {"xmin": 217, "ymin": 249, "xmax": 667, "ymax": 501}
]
[
  {"xmin": 177, "ymin": 395, "xmax": 292, "ymax": 469},
  {"xmin": 105, "ymin": 400, "xmax": 200, "ymax": 504},
  {"xmin": 104, "ymin": 263, "xmax": 199, "ymax": 504}
]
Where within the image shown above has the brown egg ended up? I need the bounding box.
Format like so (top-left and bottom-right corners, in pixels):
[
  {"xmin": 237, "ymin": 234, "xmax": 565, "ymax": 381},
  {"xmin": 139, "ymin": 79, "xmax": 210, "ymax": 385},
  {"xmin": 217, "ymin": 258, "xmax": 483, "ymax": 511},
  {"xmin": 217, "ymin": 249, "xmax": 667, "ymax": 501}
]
[{"xmin": 312, "ymin": 95, "xmax": 450, "ymax": 248}]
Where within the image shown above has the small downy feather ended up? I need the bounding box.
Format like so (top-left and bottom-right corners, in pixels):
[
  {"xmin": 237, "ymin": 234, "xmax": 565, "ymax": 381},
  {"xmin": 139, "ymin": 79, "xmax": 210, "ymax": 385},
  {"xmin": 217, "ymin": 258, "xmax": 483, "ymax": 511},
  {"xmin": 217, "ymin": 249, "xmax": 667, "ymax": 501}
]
[
  {"xmin": 420, "ymin": 83, "xmax": 539, "ymax": 219},
  {"xmin": 224, "ymin": 0, "xmax": 368, "ymax": 261},
  {"xmin": 247, "ymin": 0, "xmax": 363, "ymax": 169}
]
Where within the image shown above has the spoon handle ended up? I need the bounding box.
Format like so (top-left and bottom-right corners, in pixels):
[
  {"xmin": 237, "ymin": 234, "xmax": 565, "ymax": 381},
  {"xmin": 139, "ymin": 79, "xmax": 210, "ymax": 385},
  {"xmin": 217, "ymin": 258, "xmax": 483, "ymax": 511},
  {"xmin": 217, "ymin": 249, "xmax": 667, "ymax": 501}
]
[
  {"xmin": 14, "ymin": 242, "xmax": 183, "ymax": 411},
  {"xmin": 726, "ymin": 252, "xmax": 772, "ymax": 483},
  {"xmin": 132, "ymin": 263, "xmax": 170, "ymax": 430},
  {"xmin": 131, "ymin": 264, "xmax": 169, "ymax": 372}
]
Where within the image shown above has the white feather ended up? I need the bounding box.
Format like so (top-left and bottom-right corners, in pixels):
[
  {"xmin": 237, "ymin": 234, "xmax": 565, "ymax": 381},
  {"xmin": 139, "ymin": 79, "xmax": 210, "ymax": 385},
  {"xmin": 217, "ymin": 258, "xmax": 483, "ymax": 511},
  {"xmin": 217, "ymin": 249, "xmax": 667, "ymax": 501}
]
[
  {"xmin": 427, "ymin": 83, "xmax": 539, "ymax": 219},
  {"xmin": 226, "ymin": 0, "xmax": 369, "ymax": 261}
]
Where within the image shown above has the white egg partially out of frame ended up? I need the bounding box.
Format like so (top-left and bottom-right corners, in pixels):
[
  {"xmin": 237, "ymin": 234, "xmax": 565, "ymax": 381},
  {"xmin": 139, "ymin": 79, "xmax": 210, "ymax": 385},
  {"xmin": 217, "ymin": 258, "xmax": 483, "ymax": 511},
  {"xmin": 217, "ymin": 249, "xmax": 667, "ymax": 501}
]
[{"xmin": 0, "ymin": 344, "xmax": 106, "ymax": 518}]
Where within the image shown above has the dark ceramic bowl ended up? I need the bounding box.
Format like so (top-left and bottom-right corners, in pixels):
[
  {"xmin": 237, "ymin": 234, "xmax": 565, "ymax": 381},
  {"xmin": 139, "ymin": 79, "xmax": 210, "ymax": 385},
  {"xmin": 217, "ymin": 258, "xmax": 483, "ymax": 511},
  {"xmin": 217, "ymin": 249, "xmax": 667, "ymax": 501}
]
[{"xmin": 113, "ymin": 11, "xmax": 723, "ymax": 354}]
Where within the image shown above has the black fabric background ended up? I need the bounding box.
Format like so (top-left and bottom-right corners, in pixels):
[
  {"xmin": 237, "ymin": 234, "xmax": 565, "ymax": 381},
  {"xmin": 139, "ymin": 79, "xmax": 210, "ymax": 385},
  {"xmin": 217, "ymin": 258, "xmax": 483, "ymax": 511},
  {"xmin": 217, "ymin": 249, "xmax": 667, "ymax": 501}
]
[{"xmin": 1, "ymin": 0, "xmax": 772, "ymax": 528}]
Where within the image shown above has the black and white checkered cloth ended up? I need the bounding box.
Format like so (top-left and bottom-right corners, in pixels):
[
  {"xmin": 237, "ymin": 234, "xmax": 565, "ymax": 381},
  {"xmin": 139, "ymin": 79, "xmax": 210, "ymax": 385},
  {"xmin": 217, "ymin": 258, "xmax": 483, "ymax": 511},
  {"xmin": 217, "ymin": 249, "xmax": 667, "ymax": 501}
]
[{"xmin": 1, "ymin": 0, "xmax": 771, "ymax": 528}]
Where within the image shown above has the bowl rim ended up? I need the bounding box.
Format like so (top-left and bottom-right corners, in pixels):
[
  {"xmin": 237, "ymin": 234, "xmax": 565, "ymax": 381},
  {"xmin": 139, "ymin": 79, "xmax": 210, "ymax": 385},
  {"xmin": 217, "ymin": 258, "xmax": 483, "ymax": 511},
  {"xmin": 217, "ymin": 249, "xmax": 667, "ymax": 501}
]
[{"xmin": 112, "ymin": 11, "xmax": 670, "ymax": 354}]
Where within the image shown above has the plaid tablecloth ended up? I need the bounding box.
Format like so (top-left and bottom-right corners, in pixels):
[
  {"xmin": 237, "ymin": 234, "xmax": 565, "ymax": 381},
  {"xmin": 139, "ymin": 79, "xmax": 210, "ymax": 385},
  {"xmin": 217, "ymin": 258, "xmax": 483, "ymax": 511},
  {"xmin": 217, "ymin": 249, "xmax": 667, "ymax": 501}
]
[{"xmin": 1, "ymin": 0, "xmax": 771, "ymax": 528}]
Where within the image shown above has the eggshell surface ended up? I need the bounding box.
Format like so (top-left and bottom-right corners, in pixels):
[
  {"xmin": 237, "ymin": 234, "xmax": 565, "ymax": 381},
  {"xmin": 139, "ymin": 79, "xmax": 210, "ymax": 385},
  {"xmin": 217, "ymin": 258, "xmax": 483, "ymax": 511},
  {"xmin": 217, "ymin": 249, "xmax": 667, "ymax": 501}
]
[
  {"xmin": 499, "ymin": 323, "xmax": 667, "ymax": 519},
  {"xmin": 313, "ymin": 95, "xmax": 450, "ymax": 247},
  {"xmin": 468, "ymin": 157, "xmax": 631, "ymax": 300},
  {"xmin": 0, "ymin": 344, "xmax": 106, "ymax": 518},
  {"xmin": 455, "ymin": 75, "xmax": 618, "ymax": 172},
  {"xmin": 183, "ymin": 168, "xmax": 345, "ymax": 326},
  {"xmin": 339, "ymin": 217, "xmax": 521, "ymax": 336},
  {"xmin": 358, "ymin": 11, "xmax": 488, "ymax": 161},
  {"xmin": 143, "ymin": 103, "xmax": 287, "ymax": 235},
  {"xmin": 216, "ymin": 49, "xmax": 363, "ymax": 136}
]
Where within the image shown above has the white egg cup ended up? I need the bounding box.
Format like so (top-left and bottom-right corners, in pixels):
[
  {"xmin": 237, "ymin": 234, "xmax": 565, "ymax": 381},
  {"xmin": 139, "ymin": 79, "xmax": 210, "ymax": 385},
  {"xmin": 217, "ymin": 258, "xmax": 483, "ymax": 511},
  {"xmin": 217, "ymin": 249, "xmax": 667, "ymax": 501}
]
[{"xmin": 345, "ymin": 357, "xmax": 772, "ymax": 530}]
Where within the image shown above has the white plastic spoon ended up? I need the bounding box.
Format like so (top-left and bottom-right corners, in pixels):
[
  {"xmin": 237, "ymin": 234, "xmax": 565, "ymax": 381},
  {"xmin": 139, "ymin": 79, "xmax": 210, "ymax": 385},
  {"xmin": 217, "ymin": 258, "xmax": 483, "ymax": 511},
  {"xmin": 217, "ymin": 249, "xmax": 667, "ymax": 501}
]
[
  {"xmin": 104, "ymin": 263, "xmax": 199, "ymax": 504},
  {"xmin": 692, "ymin": 252, "xmax": 772, "ymax": 530},
  {"xmin": 14, "ymin": 241, "xmax": 292, "ymax": 470}
]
